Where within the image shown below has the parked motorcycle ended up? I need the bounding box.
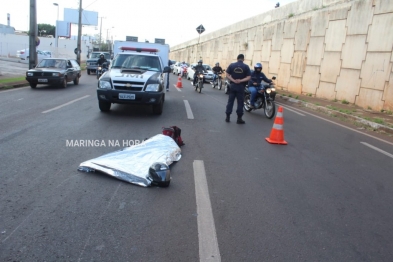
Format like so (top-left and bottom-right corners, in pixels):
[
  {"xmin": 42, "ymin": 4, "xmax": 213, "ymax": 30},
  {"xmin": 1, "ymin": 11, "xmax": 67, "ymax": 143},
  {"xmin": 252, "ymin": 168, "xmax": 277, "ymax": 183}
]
[
  {"xmin": 194, "ymin": 72, "xmax": 204, "ymax": 93},
  {"xmin": 244, "ymin": 76, "xmax": 277, "ymax": 119},
  {"xmin": 212, "ymin": 70, "xmax": 225, "ymax": 90},
  {"xmin": 97, "ymin": 62, "xmax": 109, "ymax": 79},
  {"xmin": 223, "ymin": 77, "xmax": 230, "ymax": 94}
]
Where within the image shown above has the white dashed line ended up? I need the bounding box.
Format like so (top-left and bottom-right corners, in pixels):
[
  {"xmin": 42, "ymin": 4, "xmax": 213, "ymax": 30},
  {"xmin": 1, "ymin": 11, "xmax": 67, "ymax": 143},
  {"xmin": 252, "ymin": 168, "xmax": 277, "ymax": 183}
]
[
  {"xmin": 193, "ymin": 160, "xmax": 221, "ymax": 262},
  {"xmin": 183, "ymin": 100, "xmax": 194, "ymax": 119},
  {"xmin": 42, "ymin": 95, "xmax": 90, "ymax": 113},
  {"xmin": 361, "ymin": 142, "xmax": 393, "ymax": 159}
]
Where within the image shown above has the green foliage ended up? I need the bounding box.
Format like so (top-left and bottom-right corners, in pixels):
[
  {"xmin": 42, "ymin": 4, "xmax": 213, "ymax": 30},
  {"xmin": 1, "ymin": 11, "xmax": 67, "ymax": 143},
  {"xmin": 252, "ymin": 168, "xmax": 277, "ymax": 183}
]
[
  {"xmin": 308, "ymin": 93, "xmax": 312, "ymax": 97},
  {"xmin": 288, "ymin": 13, "xmax": 294, "ymax": 18},
  {"xmin": 295, "ymin": 95, "xmax": 299, "ymax": 99},
  {"xmin": 341, "ymin": 99, "xmax": 349, "ymax": 104},
  {"xmin": 38, "ymin": 23, "xmax": 55, "ymax": 37}
]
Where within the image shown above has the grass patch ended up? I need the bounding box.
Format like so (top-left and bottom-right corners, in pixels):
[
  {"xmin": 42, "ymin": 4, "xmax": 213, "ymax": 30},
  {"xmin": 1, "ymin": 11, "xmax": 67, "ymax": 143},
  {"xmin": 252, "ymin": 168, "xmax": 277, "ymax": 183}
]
[
  {"xmin": 367, "ymin": 106, "xmax": 372, "ymax": 110},
  {"xmin": 281, "ymin": 94, "xmax": 286, "ymax": 96},
  {"xmin": 385, "ymin": 110, "xmax": 392, "ymax": 115},
  {"xmin": 373, "ymin": 118, "xmax": 385, "ymax": 125},
  {"xmin": 339, "ymin": 109, "xmax": 353, "ymax": 114},
  {"xmin": 333, "ymin": 98, "xmax": 338, "ymax": 102},
  {"xmin": 288, "ymin": 94, "xmax": 292, "ymax": 97},
  {"xmin": 295, "ymin": 95, "xmax": 299, "ymax": 99},
  {"xmin": 315, "ymin": 103, "xmax": 320, "ymax": 106},
  {"xmin": 288, "ymin": 13, "xmax": 294, "ymax": 18},
  {"xmin": 307, "ymin": 93, "xmax": 312, "ymax": 97},
  {"xmin": 0, "ymin": 77, "xmax": 26, "ymax": 84},
  {"xmin": 341, "ymin": 99, "xmax": 349, "ymax": 104}
]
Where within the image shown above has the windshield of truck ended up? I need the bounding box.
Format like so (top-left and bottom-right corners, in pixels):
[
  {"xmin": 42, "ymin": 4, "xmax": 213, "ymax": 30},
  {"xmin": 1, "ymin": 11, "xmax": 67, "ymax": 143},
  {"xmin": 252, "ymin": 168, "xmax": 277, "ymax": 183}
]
[{"xmin": 112, "ymin": 54, "xmax": 162, "ymax": 72}]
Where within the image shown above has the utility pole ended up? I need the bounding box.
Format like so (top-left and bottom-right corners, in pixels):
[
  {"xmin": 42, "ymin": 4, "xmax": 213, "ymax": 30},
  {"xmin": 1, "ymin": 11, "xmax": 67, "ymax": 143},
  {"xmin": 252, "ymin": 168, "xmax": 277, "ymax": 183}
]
[
  {"xmin": 99, "ymin": 17, "xmax": 104, "ymax": 51},
  {"xmin": 29, "ymin": 0, "xmax": 37, "ymax": 69},
  {"xmin": 77, "ymin": 0, "xmax": 82, "ymax": 65}
]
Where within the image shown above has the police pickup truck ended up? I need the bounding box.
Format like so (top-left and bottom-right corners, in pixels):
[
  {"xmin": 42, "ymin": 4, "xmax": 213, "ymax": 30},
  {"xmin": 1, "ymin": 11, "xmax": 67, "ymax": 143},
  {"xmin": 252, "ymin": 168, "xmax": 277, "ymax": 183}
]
[{"xmin": 97, "ymin": 45, "xmax": 171, "ymax": 115}]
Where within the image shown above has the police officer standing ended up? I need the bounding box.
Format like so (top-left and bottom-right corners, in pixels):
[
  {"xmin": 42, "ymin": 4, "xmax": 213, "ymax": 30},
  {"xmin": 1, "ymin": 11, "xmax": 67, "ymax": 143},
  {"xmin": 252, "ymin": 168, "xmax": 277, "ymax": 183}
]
[{"xmin": 225, "ymin": 54, "xmax": 251, "ymax": 124}]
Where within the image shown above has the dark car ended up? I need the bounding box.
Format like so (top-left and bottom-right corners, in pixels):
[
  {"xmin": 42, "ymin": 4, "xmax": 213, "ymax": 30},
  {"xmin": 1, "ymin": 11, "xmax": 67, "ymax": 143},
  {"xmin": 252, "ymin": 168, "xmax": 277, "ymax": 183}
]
[{"xmin": 26, "ymin": 58, "xmax": 81, "ymax": 89}]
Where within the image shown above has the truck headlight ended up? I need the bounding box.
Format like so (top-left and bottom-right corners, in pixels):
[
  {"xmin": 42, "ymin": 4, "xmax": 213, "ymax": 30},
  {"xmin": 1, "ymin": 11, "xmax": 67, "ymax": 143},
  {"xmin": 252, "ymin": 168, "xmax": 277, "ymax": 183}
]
[
  {"xmin": 27, "ymin": 72, "xmax": 33, "ymax": 76},
  {"xmin": 145, "ymin": 84, "xmax": 159, "ymax": 91},
  {"xmin": 99, "ymin": 80, "xmax": 111, "ymax": 89}
]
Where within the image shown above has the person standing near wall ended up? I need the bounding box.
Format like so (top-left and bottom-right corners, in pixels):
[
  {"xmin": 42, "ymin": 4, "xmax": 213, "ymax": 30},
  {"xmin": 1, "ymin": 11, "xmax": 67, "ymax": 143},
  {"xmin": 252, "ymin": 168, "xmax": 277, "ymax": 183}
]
[{"xmin": 225, "ymin": 54, "xmax": 251, "ymax": 124}]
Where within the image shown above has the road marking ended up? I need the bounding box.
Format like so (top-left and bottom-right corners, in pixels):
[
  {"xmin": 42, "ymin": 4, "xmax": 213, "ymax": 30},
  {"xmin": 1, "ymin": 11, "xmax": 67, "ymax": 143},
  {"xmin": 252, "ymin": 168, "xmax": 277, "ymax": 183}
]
[
  {"xmin": 2, "ymin": 211, "xmax": 35, "ymax": 243},
  {"xmin": 16, "ymin": 98, "xmax": 24, "ymax": 101},
  {"xmin": 193, "ymin": 160, "xmax": 221, "ymax": 262},
  {"xmin": 42, "ymin": 95, "xmax": 90, "ymax": 113},
  {"xmin": 184, "ymin": 100, "xmax": 194, "ymax": 119},
  {"xmin": 276, "ymin": 102, "xmax": 305, "ymax": 116},
  {"xmin": 173, "ymin": 84, "xmax": 182, "ymax": 91},
  {"xmin": 361, "ymin": 142, "xmax": 393, "ymax": 159},
  {"xmin": 278, "ymin": 102, "xmax": 393, "ymax": 146}
]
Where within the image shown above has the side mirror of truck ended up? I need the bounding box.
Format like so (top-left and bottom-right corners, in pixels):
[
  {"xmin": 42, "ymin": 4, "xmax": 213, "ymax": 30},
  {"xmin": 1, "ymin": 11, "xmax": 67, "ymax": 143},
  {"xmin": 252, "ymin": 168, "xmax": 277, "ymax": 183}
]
[{"xmin": 163, "ymin": 66, "xmax": 171, "ymax": 73}]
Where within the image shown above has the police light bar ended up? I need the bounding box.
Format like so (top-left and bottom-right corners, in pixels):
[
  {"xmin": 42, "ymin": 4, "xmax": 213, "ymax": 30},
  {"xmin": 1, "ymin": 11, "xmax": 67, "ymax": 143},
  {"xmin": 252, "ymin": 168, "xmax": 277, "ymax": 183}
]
[{"xmin": 119, "ymin": 46, "xmax": 159, "ymax": 53}]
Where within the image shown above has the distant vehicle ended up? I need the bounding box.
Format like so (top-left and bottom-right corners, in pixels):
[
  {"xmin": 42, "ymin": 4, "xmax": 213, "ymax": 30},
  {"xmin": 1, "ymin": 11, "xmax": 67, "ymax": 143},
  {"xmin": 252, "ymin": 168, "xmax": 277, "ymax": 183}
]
[
  {"xmin": 25, "ymin": 58, "xmax": 81, "ymax": 89},
  {"xmin": 173, "ymin": 62, "xmax": 189, "ymax": 75},
  {"xmin": 86, "ymin": 52, "xmax": 111, "ymax": 75},
  {"xmin": 16, "ymin": 48, "xmax": 50, "ymax": 64},
  {"xmin": 187, "ymin": 63, "xmax": 214, "ymax": 82},
  {"xmin": 42, "ymin": 50, "xmax": 53, "ymax": 57}
]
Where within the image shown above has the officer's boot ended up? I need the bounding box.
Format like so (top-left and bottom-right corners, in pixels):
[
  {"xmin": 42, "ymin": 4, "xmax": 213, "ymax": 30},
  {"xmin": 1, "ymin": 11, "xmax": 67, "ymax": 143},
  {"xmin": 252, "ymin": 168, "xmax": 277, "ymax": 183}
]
[
  {"xmin": 225, "ymin": 114, "xmax": 230, "ymax": 122},
  {"xmin": 237, "ymin": 114, "xmax": 245, "ymax": 124}
]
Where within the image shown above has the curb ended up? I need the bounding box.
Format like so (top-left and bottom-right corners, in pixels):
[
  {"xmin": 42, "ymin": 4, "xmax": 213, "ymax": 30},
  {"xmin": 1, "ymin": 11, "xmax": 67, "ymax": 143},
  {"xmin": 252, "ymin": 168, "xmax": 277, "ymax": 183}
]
[{"xmin": 280, "ymin": 96, "xmax": 393, "ymax": 135}]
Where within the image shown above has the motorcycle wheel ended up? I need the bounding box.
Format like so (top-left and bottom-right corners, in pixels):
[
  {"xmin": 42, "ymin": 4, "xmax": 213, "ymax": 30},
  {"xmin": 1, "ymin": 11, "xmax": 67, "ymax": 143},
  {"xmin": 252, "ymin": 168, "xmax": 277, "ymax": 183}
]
[
  {"xmin": 244, "ymin": 95, "xmax": 252, "ymax": 112},
  {"xmin": 224, "ymin": 82, "xmax": 229, "ymax": 94},
  {"xmin": 264, "ymin": 100, "xmax": 276, "ymax": 119},
  {"xmin": 218, "ymin": 79, "xmax": 222, "ymax": 90},
  {"xmin": 96, "ymin": 73, "xmax": 99, "ymax": 79},
  {"xmin": 198, "ymin": 82, "xmax": 203, "ymax": 93}
]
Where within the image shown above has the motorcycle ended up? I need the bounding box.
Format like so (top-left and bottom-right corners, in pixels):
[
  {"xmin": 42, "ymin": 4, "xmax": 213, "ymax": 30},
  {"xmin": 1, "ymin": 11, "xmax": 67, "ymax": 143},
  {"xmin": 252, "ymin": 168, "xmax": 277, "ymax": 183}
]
[
  {"xmin": 212, "ymin": 70, "xmax": 225, "ymax": 90},
  {"xmin": 181, "ymin": 67, "xmax": 188, "ymax": 79},
  {"xmin": 194, "ymin": 72, "xmax": 204, "ymax": 93},
  {"xmin": 244, "ymin": 76, "xmax": 277, "ymax": 119},
  {"xmin": 97, "ymin": 62, "xmax": 109, "ymax": 79}
]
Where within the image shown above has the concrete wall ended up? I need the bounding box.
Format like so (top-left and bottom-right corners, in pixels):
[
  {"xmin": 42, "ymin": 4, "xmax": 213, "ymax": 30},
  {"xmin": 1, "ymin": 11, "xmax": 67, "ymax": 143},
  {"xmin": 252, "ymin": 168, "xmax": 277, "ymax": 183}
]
[
  {"xmin": 0, "ymin": 34, "xmax": 91, "ymax": 62},
  {"xmin": 170, "ymin": 0, "xmax": 393, "ymax": 111}
]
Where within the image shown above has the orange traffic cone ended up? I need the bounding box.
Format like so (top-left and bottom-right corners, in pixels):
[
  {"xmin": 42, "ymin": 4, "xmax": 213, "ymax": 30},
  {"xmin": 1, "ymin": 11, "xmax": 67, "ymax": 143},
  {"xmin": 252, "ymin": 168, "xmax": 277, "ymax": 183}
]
[
  {"xmin": 265, "ymin": 106, "xmax": 287, "ymax": 145},
  {"xmin": 176, "ymin": 76, "xmax": 183, "ymax": 88}
]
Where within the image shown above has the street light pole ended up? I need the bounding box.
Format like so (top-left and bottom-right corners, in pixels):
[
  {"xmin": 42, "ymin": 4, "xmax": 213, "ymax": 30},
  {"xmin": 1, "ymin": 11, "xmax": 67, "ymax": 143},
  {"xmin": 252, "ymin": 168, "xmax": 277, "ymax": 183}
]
[
  {"xmin": 77, "ymin": 0, "xmax": 82, "ymax": 65},
  {"xmin": 99, "ymin": 17, "xmax": 105, "ymax": 51},
  {"xmin": 53, "ymin": 3, "xmax": 59, "ymax": 49}
]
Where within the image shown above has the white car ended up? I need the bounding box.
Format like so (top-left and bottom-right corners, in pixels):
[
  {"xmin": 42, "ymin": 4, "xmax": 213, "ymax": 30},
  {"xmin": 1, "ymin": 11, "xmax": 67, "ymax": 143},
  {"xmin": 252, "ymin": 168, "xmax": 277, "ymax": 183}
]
[
  {"xmin": 42, "ymin": 50, "xmax": 53, "ymax": 57},
  {"xmin": 186, "ymin": 63, "xmax": 214, "ymax": 82},
  {"xmin": 173, "ymin": 62, "xmax": 189, "ymax": 75},
  {"xmin": 16, "ymin": 48, "xmax": 50, "ymax": 63}
]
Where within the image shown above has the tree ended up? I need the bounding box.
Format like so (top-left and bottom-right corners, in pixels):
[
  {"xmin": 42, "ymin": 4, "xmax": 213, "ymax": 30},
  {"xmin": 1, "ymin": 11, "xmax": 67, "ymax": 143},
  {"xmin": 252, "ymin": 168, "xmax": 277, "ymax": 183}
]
[{"xmin": 38, "ymin": 23, "xmax": 55, "ymax": 37}]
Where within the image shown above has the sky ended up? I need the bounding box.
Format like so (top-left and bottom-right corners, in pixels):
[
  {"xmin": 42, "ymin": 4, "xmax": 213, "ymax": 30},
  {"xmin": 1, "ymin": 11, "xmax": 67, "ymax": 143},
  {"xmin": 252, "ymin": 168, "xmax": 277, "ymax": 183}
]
[{"xmin": 1, "ymin": 0, "xmax": 296, "ymax": 47}]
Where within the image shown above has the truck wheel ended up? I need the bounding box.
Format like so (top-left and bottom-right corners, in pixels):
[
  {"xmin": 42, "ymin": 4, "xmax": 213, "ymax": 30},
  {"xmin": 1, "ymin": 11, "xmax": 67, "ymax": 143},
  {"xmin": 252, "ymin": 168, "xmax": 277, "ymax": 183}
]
[
  {"xmin": 99, "ymin": 101, "xmax": 111, "ymax": 112},
  {"xmin": 87, "ymin": 69, "xmax": 90, "ymax": 75},
  {"xmin": 30, "ymin": 83, "xmax": 37, "ymax": 89},
  {"xmin": 152, "ymin": 99, "xmax": 163, "ymax": 115}
]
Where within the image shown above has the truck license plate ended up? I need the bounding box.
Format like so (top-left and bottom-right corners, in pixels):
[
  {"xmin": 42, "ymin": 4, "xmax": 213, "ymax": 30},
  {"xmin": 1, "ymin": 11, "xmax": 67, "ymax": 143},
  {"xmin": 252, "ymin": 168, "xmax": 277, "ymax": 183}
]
[
  {"xmin": 119, "ymin": 93, "xmax": 135, "ymax": 100},
  {"xmin": 38, "ymin": 79, "xmax": 48, "ymax": 82}
]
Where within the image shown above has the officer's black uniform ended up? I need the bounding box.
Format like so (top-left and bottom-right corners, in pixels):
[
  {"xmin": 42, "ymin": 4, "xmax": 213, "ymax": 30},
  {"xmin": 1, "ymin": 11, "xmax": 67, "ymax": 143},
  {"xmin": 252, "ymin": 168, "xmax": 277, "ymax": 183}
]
[
  {"xmin": 225, "ymin": 59, "xmax": 251, "ymax": 123},
  {"xmin": 193, "ymin": 64, "xmax": 207, "ymax": 85},
  {"xmin": 97, "ymin": 57, "xmax": 107, "ymax": 66}
]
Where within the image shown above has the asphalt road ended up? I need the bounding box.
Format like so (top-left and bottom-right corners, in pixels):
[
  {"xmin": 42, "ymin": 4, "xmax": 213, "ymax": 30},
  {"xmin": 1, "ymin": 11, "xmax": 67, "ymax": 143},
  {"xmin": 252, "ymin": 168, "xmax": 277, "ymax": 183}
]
[{"xmin": 1, "ymin": 72, "xmax": 393, "ymax": 261}]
